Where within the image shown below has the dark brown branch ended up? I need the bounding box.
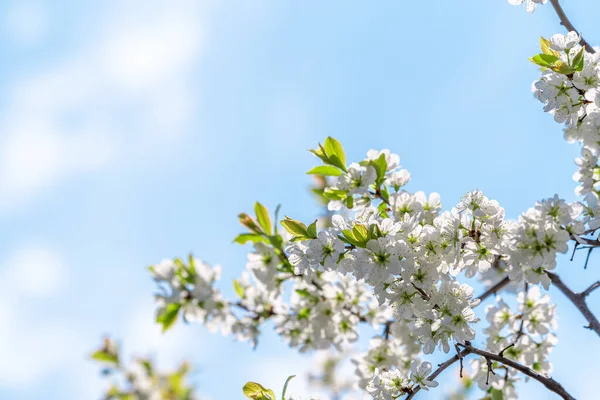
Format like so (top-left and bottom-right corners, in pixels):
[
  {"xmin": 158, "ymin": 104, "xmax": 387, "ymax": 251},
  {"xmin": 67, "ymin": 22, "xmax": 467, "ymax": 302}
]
[
  {"xmin": 407, "ymin": 344, "xmax": 575, "ymax": 400},
  {"xmin": 467, "ymin": 346, "xmax": 575, "ymax": 400},
  {"xmin": 547, "ymin": 272, "xmax": 600, "ymax": 336},
  {"xmin": 549, "ymin": 0, "xmax": 595, "ymax": 53}
]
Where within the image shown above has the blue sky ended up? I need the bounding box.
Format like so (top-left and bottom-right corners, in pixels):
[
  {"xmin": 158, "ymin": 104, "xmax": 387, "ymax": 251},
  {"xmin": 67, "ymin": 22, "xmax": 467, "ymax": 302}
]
[{"xmin": 0, "ymin": 0, "xmax": 599, "ymax": 399}]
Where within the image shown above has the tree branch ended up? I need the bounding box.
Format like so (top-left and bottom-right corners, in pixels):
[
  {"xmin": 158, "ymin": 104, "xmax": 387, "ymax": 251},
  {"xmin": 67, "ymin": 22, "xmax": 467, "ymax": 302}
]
[
  {"xmin": 547, "ymin": 272, "xmax": 600, "ymax": 336},
  {"xmin": 407, "ymin": 344, "xmax": 576, "ymax": 400},
  {"xmin": 549, "ymin": 0, "xmax": 595, "ymax": 53},
  {"xmin": 466, "ymin": 346, "xmax": 575, "ymax": 400}
]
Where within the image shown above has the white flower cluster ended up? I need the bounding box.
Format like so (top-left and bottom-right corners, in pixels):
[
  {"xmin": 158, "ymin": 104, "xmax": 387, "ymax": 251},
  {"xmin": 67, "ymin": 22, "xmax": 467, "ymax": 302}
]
[
  {"xmin": 505, "ymin": 195, "xmax": 583, "ymax": 288},
  {"xmin": 136, "ymin": 4, "xmax": 600, "ymax": 400},
  {"xmin": 92, "ymin": 338, "xmax": 196, "ymax": 400},
  {"xmin": 508, "ymin": 0, "xmax": 547, "ymax": 14},
  {"xmin": 274, "ymin": 271, "xmax": 387, "ymax": 352},
  {"xmin": 150, "ymin": 130, "xmax": 600, "ymax": 399},
  {"xmin": 151, "ymin": 257, "xmax": 235, "ymax": 334},
  {"xmin": 366, "ymin": 361, "xmax": 438, "ymax": 400},
  {"xmin": 288, "ymin": 183, "xmax": 514, "ymax": 357},
  {"xmin": 530, "ymin": 33, "xmax": 600, "ymax": 198},
  {"xmin": 469, "ymin": 286, "xmax": 558, "ymax": 399}
]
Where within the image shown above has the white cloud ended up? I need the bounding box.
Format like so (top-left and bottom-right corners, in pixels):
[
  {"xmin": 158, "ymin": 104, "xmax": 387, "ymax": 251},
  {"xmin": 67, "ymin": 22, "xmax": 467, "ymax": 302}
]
[
  {"xmin": 0, "ymin": 245, "xmax": 82, "ymax": 387},
  {"xmin": 0, "ymin": 0, "xmax": 207, "ymax": 212},
  {"xmin": 0, "ymin": 244, "xmax": 67, "ymax": 298}
]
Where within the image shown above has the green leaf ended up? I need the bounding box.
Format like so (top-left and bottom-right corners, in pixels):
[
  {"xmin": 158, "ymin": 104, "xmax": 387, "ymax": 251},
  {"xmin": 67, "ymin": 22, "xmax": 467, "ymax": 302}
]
[
  {"xmin": 255, "ymin": 202, "xmax": 273, "ymax": 235},
  {"xmin": 306, "ymin": 165, "xmax": 343, "ymax": 176},
  {"xmin": 489, "ymin": 388, "xmax": 504, "ymax": 400},
  {"xmin": 188, "ymin": 254, "xmax": 196, "ymax": 277},
  {"xmin": 368, "ymin": 223, "xmax": 383, "ymax": 240},
  {"xmin": 298, "ymin": 307, "xmax": 311, "ymax": 319},
  {"xmin": 281, "ymin": 217, "xmax": 309, "ymax": 238},
  {"xmin": 282, "ymin": 375, "xmax": 296, "ymax": 399},
  {"xmin": 323, "ymin": 188, "xmax": 347, "ymax": 201},
  {"xmin": 571, "ymin": 47, "xmax": 585, "ymax": 71},
  {"xmin": 274, "ymin": 204, "xmax": 282, "ymax": 234},
  {"xmin": 550, "ymin": 59, "xmax": 574, "ymax": 74},
  {"xmin": 540, "ymin": 36, "xmax": 559, "ymax": 56},
  {"xmin": 380, "ymin": 185, "xmax": 390, "ymax": 202},
  {"xmin": 295, "ymin": 288, "xmax": 311, "ymax": 297},
  {"xmin": 342, "ymin": 229, "xmax": 359, "ymax": 247},
  {"xmin": 234, "ymin": 279, "xmax": 245, "ymax": 298},
  {"xmin": 352, "ymin": 224, "xmax": 369, "ymax": 246},
  {"xmin": 91, "ymin": 350, "xmax": 119, "ymax": 366},
  {"xmin": 323, "ymin": 137, "xmax": 347, "ymax": 172},
  {"xmin": 233, "ymin": 233, "xmax": 268, "ymax": 245},
  {"xmin": 342, "ymin": 227, "xmax": 368, "ymax": 248},
  {"xmin": 369, "ymin": 154, "xmax": 388, "ymax": 185},
  {"xmin": 243, "ymin": 382, "xmax": 276, "ymax": 400},
  {"xmin": 529, "ymin": 53, "xmax": 559, "ymax": 68},
  {"xmin": 156, "ymin": 303, "xmax": 181, "ymax": 333},
  {"xmin": 344, "ymin": 195, "xmax": 354, "ymax": 209},
  {"xmin": 308, "ymin": 143, "xmax": 327, "ymax": 161},
  {"xmin": 306, "ymin": 220, "xmax": 318, "ymax": 239}
]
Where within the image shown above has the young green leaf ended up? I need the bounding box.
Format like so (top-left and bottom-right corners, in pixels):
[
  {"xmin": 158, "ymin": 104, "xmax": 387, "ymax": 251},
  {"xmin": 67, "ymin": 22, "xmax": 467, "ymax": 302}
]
[
  {"xmin": 233, "ymin": 233, "xmax": 268, "ymax": 245},
  {"xmin": 571, "ymin": 47, "xmax": 585, "ymax": 71},
  {"xmin": 280, "ymin": 217, "xmax": 309, "ymax": 238},
  {"xmin": 323, "ymin": 137, "xmax": 347, "ymax": 172},
  {"xmin": 490, "ymin": 388, "xmax": 504, "ymax": 400},
  {"xmin": 243, "ymin": 382, "xmax": 276, "ymax": 400},
  {"xmin": 344, "ymin": 195, "xmax": 354, "ymax": 209},
  {"xmin": 342, "ymin": 228, "xmax": 368, "ymax": 248},
  {"xmin": 540, "ymin": 36, "xmax": 559, "ymax": 57},
  {"xmin": 369, "ymin": 153, "xmax": 388, "ymax": 185},
  {"xmin": 323, "ymin": 136, "xmax": 347, "ymax": 172},
  {"xmin": 156, "ymin": 303, "xmax": 181, "ymax": 333},
  {"xmin": 308, "ymin": 143, "xmax": 327, "ymax": 162},
  {"xmin": 234, "ymin": 279, "xmax": 245, "ymax": 298},
  {"xmin": 274, "ymin": 204, "xmax": 282, "ymax": 234},
  {"xmin": 306, "ymin": 220, "xmax": 318, "ymax": 239},
  {"xmin": 90, "ymin": 350, "xmax": 119, "ymax": 366},
  {"xmin": 352, "ymin": 224, "xmax": 369, "ymax": 246},
  {"xmin": 550, "ymin": 59, "xmax": 574, "ymax": 74},
  {"xmin": 295, "ymin": 288, "xmax": 311, "ymax": 297},
  {"xmin": 323, "ymin": 188, "xmax": 347, "ymax": 201},
  {"xmin": 529, "ymin": 53, "xmax": 559, "ymax": 68},
  {"xmin": 306, "ymin": 165, "xmax": 343, "ymax": 176},
  {"xmin": 255, "ymin": 202, "xmax": 273, "ymax": 235}
]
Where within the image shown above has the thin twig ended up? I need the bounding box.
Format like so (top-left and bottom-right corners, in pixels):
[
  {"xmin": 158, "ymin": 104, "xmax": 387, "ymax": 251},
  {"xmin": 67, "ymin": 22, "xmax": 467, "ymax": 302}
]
[
  {"xmin": 484, "ymin": 356, "xmax": 496, "ymax": 385},
  {"xmin": 499, "ymin": 343, "xmax": 515, "ymax": 358},
  {"xmin": 547, "ymin": 272, "xmax": 600, "ymax": 336},
  {"xmin": 581, "ymin": 281, "xmax": 600, "ymax": 298},
  {"xmin": 455, "ymin": 344, "xmax": 464, "ymax": 378},
  {"xmin": 383, "ymin": 320, "xmax": 392, "ymax": 340},
  {"xmin": 549, "ymin": 0, "xmax": 595, "ymax": 53}
]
